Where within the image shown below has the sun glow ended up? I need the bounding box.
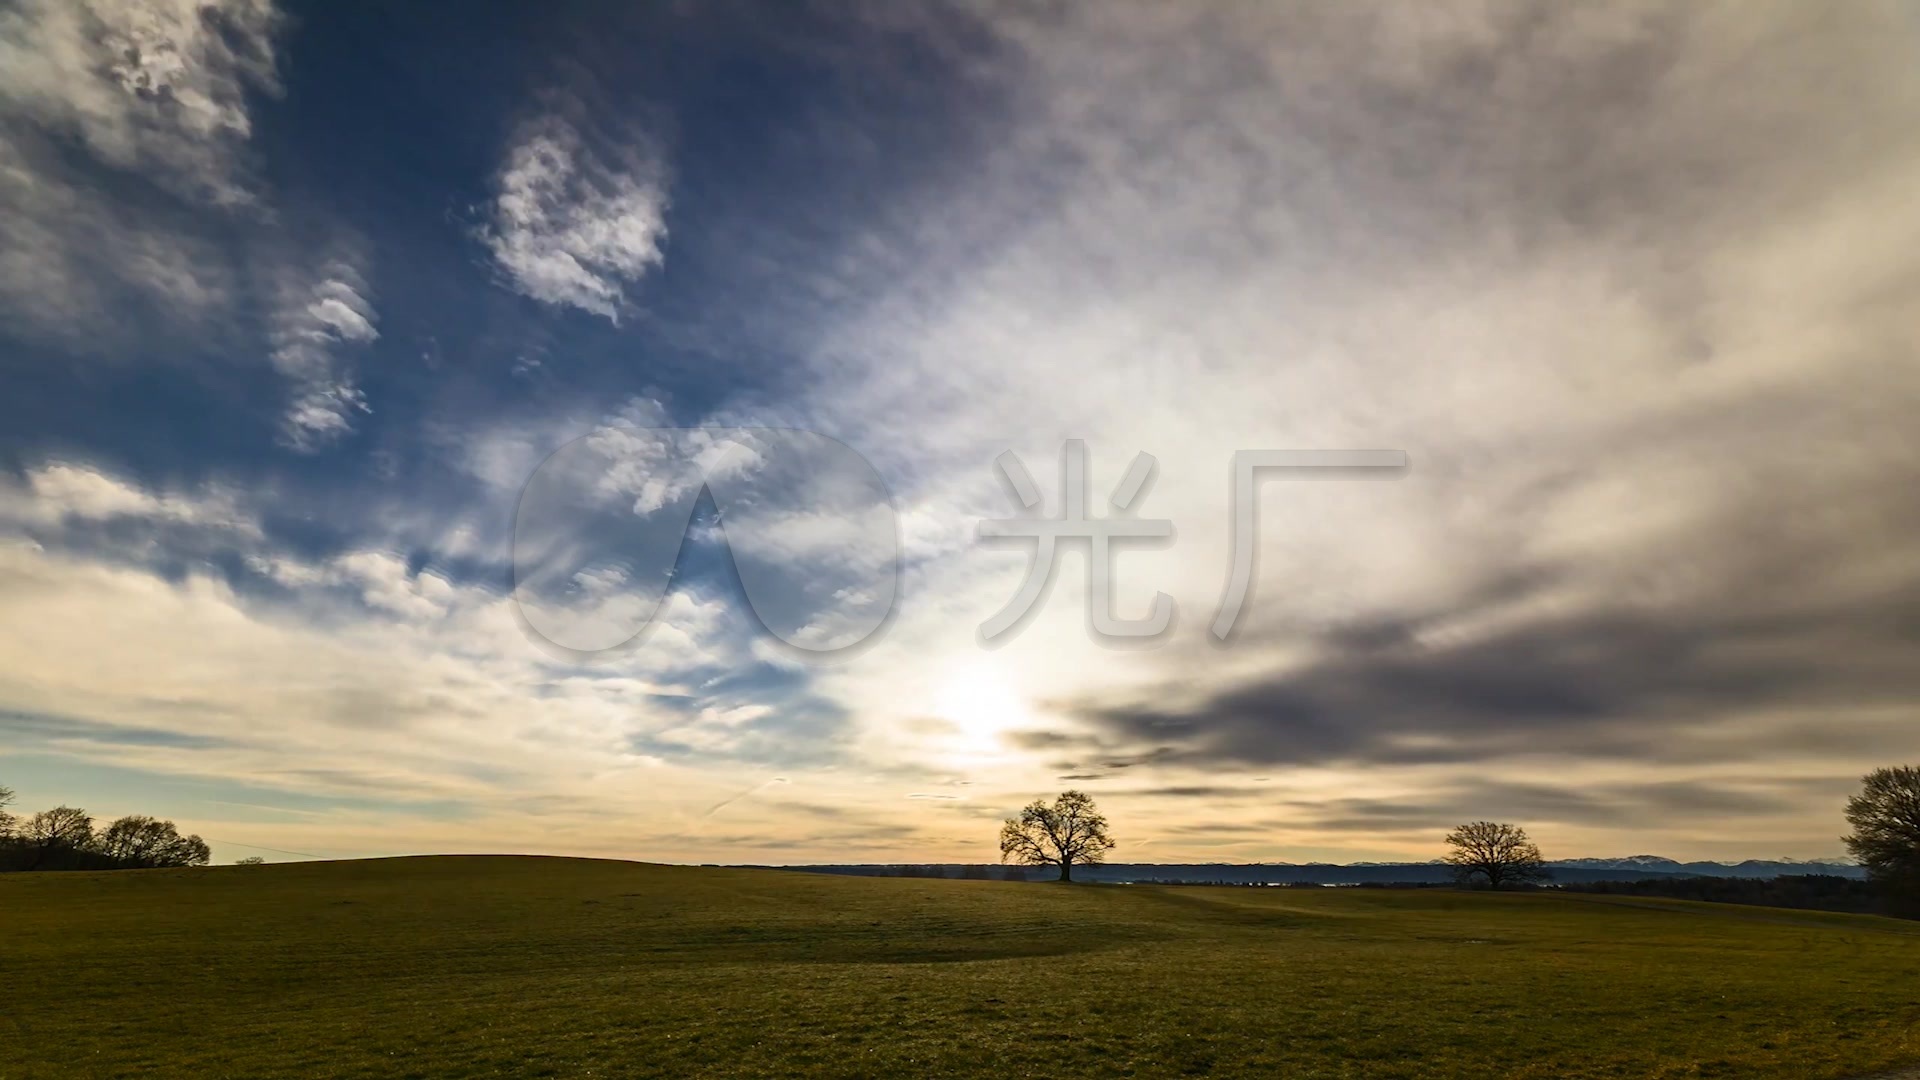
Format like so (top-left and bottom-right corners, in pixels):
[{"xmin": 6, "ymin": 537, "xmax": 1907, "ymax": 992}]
[{"xmin": 933, "ymin": 662, "xmax": 1032, "ymax": 756}]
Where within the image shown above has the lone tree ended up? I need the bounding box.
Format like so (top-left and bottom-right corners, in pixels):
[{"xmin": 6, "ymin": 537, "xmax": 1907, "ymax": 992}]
[
  {"xmin": 0, "ymin": 783, "xmax": 14, "ymax": 839},
  {"xmin": 1844, "ymin": 766, "xmax": 1920, "ymax": 915},
  {"xmin": 1443, "ymin": 821, "xmax": 1549, "ymax": 890},
  {"xmin": 1000, "ymin": 790, "xmax": 1116, "ymax": 882}
]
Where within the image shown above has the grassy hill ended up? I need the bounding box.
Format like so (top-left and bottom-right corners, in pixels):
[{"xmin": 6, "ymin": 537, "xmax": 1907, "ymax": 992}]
[{"xmin": 4, "ymin": 856, "xmax": 1919, "ymax": 1078}]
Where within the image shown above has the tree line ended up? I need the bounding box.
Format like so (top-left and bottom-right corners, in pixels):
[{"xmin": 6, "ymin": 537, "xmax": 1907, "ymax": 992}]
[{"xmin": 0, "ymin": 784, "xmax": 210, "ymax": 872}]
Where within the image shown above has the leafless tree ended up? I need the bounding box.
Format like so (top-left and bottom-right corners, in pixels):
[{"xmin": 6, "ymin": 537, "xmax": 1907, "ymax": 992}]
[
  {"xmin": 0, "ymin": 783, "xmax": 15, "ymax": 840},
  {"xmin": 1845, "ymin": 766, "xmax": 1920, "ymax": 915},
  {"xmin": 1000, "ymin": 790, "xmax": 1116, "ymax": 882},
  {"xmin": 22, "ymin": 805, "xmax": 95, "ymax": 870},
  {"xmin": 95, "ymin": 815, "xmax": 212, "ymax": 868},
  {"xmin": 1443, "ymin": 821, "xmax": 1549, "ymax": 890}
]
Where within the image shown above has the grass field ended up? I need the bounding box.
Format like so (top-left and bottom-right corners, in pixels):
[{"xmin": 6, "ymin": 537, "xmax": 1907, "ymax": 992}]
[{"xmin": 4, "ymin": 856, "xmax": 1919, "ymax": 1079}]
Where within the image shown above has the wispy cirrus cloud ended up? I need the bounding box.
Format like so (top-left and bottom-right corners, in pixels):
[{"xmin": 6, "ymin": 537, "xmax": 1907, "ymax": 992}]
[
  {"xmin": 0, "ymin": 0, "xmax": 282, "ymax": 202},
  {"xmin": 0, "ymin": 0, "xmax": 385, "ymax": 451},
  {"xmin": 0, "ymin": 0, "xmax": 283, "ymax": 342}
]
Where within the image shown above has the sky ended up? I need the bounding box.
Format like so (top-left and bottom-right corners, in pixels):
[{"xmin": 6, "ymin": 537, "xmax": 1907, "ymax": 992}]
[{"xmin": 2, "ymin": 0, "xmax": 1918, "ymax": 866}]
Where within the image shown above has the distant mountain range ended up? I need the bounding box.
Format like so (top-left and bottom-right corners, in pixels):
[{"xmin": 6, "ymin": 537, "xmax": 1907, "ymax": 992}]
[
  {"xmin": 1545, "ymin": 856, "xmax": 1861, "ymax": 879},
  {"xmin": 775, "ymin": 857, "xmax": 1865, "ymax": 885}
]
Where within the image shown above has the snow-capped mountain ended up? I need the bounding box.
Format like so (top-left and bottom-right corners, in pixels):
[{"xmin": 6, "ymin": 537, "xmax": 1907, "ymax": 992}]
[
  {"xmin": 783, "ymin": 858, "xmax": 1869, "ymax": 884},
  {"xmin": 1547, "ymin": 856, "xmax": 1861, "ymax": 879}
]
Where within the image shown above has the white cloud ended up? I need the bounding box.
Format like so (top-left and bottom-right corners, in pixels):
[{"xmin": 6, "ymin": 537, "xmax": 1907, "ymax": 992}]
[
  {"xmin": 572, "ymin": 566, "xmax": 629, "ymax": 596},
  {"xmin": 328, "ymin": 551, "xmax": 455, "ymax": 621},
  {"xmin": 269, "ymin": 268, "xmax": 379, "ymax": 449},
  {"xmin": 243, "ymin": 553, "xmax": 323, "ymax": 589},
  {"xmin": 586, "ymin": 422, "xmax": 762, "ymax": 515},
  {"xmin": 482, "ymin": 111, "xmax": 669, "ymax": 321},
  {"xmin": 1, "ymin": 461, "xmax": 259, "ymax": 536}
]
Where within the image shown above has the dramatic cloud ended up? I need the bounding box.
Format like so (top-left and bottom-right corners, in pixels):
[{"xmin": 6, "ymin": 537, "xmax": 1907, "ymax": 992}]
[
  {"xmin": 482, "ymin": 111, "xmax": 670, "ymax": 321},
  {"xmin": 4, "ymin": 2, "xmax": 1918, "ymax": 865},
  {"xmin": 0, "ymin": 0, "xmax": 281, "ymax": 201},
  {"xmin": 743, "ymin": 0, "xmax": 1920, "ymax": 859},
  {"xmin": 0, "ymin": 153, "xmax": 233, "ymax": 343}
]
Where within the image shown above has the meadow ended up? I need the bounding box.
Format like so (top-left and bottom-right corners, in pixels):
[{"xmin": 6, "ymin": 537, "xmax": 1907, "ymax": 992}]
[{"xmin": 4, "ymin": 856, "xmax": 1919, "ymax": 1079}]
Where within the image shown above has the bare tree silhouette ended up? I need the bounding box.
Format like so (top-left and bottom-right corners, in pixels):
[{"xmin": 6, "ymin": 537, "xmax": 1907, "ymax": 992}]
[
  {"xmin": 1000, "ymin": 790, "xmax": 1117, "ymax": 882},
  {"xmin": 1443, "ymin": 821, "xmax": 1548, "ymax": 890}
]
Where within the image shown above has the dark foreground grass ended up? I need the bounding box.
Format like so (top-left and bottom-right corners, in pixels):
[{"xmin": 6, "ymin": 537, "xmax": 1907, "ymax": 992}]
[{"xmin": 4, "ymin": 857, "xmax": 1919, "ymax": 1078}]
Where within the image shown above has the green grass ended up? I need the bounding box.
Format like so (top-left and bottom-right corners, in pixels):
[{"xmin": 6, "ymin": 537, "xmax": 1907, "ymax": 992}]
[{"xmin": 4, "ymin": 857, "xmax": 1919, "ymax": 1078}]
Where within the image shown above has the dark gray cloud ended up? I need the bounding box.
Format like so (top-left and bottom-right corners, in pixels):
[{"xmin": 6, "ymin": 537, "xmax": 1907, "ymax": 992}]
[
  {"xmin": 1130, "ymin": 776, "xmax": 1862, "ymax": 836},
  {"xmin": 1089, "ymin": 617, "xmax": 1916, "ymax": 771},
  {"xmin": 1068, "ymin": 541, "xmax": 1920, "ymax": 771},
  {"xmin": 0, "ymin": 708, "xmax": 235, "ymax": 750}
]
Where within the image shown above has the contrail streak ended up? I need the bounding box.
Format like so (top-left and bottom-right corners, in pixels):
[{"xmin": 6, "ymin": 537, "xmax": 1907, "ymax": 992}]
[{"xmin": 703, "ymin": 776, "xmax": 788, "ymax": 817}]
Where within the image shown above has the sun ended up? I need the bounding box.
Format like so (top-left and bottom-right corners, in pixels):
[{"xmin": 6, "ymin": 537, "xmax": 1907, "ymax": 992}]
[{"xmin": 934, "ymin": 662, "xmax": 1032, "ymax": 756}]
